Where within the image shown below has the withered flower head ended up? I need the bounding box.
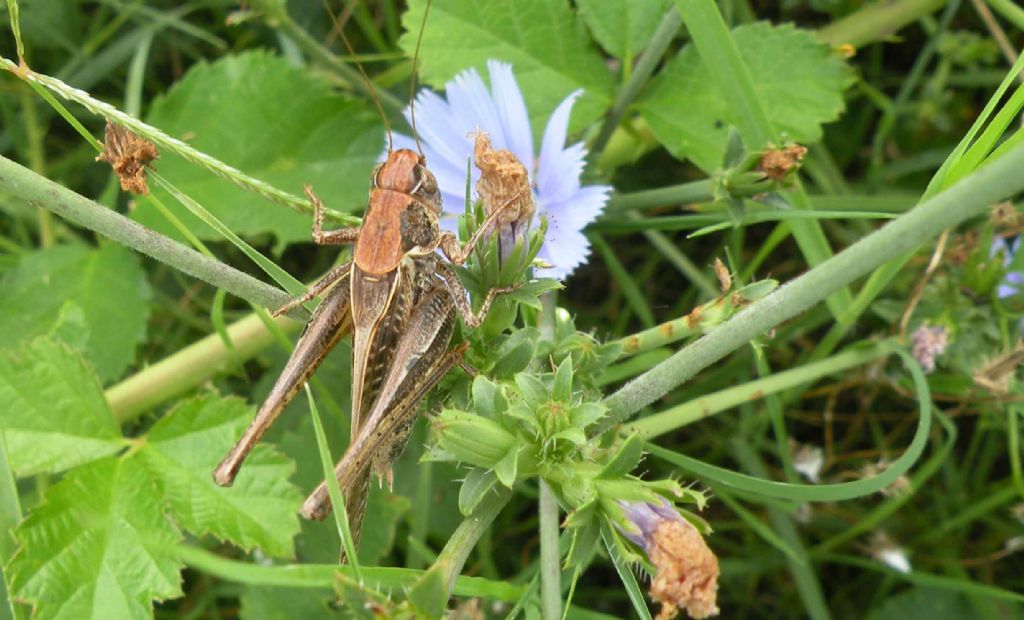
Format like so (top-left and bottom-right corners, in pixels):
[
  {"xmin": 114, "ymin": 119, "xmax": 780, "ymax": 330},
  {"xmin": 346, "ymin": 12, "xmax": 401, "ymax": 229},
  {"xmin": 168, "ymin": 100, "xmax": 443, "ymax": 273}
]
[
  {"xmin": 95, "ymin": 121, "xmax": 159, "ymax": 195},
  {"xmin": 910, "ymin": 325, "xmax": 949, "ymax": 374},
  {"xmin": 973, "ymin": 341, "xmax": 1024, "ymax": 395},
  {"xmin": 473, "ymin": 132, "xmax": 535, "ymax": 259},
  {"xmin": 618, "ymin": 500, "xmax": 720, "ymax": 620},
  {"xmin": 758, "ymin": 144, "xmax": 807, "ymax": 181}
]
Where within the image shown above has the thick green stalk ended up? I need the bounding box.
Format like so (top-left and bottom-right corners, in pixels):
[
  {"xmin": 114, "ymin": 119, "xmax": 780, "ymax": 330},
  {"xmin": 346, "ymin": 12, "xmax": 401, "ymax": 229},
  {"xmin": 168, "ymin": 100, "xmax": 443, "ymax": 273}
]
[
  {"xmin": 600, "ymin": 137, "xmax": 1024, "ymax": 426},
  {"xmin": 538, "ymin": 481, "xmax": 562, "ymax": 620},
  {"xmin": 106, "ymin": 313, "xmax": 301, "ymax": 423},
  {"xmin": 818, "ymin": 0, "xmax": 947, "ymax": 48},
  {"xmin": 626, "ymin": 344, "xmax": 888, "ymax": 439},
  {"xmin": 0, "ymin": 155, "xmax": 295, "ymax": 314},
  {"xmin": 433, "ymin": 489, "xmax": 512, "ymax": 593}
]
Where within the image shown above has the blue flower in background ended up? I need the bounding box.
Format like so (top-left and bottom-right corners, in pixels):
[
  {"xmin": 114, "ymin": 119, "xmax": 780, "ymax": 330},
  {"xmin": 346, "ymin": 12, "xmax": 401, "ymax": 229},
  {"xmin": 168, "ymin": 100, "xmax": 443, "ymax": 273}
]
[
  {"xmin": 390, "ymin": 60, "xmax": 611, "ymax": 280},
  {"xmin": 991, "ymin": 236, "xmax": 1024, "ymax": 298}
]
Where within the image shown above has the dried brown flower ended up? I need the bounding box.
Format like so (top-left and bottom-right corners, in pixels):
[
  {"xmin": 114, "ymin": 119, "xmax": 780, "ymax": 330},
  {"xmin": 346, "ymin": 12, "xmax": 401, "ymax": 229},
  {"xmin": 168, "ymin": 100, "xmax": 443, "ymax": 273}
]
[
  {"xmin": 619, "ymin": 500, "xmax": 720, "ymax": 619},
  {"xmin": 910, "ymin": 325, "xmax": 949, "ymax": 374},
  {"xmin": 758, "ymin": 144, "xmax": 807, "ymax": 181},
  {"xmin": 96, "ymin": 121, "xmax": 159, "ymax": 194},
  {"xmin": 473, "ymin": 132, "xmax": 534, "ymax": 258}
]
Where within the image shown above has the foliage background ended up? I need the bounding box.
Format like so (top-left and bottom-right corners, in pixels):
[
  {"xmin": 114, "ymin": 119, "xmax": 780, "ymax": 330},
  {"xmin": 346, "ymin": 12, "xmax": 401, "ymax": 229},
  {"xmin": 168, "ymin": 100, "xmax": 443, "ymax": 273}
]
[{"xmin": 0, "ymin": 0, "xmax": 1023, "ymax": 618}]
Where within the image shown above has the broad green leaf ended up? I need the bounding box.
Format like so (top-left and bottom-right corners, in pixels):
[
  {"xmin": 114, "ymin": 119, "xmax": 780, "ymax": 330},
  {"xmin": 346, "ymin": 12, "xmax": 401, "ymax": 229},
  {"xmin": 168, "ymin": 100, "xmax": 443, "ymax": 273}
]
[
  {"xmin": 136, "ymin": 51, "xmax": 384, "ymax": 245},
  {"xmin": 9, "ymin": 458, "xmax": 183, "ymax": 620},
  {"xmin": 639, "ymin": 22, "xmax": 853, "ymax": 172},
  {"xmin": 400, "ymin": 0, "xmax": 614, "ymax": 133},
  {"xmin": 577, "ymin": 0, "xmax": 672, "ymax": 60},
  {"xmin": 0, "ymin": 244, "xmax": 150, "ymax": 383},
  {"xmin": 0, "ymin": 338, "xmax": 122, "ymax": 476},
  {"xmin": 137, "ymin": 396, "xmax": 302, "ymax": 558},
  {"xmin": 866, "ymin": 588, "xmax": 991, "ymax": 620},
  {"xmin": 357, "ymin": 487, "xmax": 411, "ymax": 565}
]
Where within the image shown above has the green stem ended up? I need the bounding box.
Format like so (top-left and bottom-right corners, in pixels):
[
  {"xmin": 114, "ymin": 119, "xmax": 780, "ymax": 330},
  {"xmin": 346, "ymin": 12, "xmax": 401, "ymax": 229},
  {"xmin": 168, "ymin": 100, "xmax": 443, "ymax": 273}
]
[
  {"xmin": 988, "ymin": 0, "xmax": 1024, "ymax": 31},
  {"xmin": 18, "ymin": 86, "xmax": 52, "ymax": 248},
  {"xmin": 603, "ymin": 174, "xmax": 769, "ymax": 212},
  {"xmin": 818, "ymin": 0, "xmax": 947, "ymax": 48},
  {"xmin": 538, "ymin": 480, "xmax": 562, "ymax": 620},
  {"xmin": 106, "ymin": 312, "xmax": 301, "ymax": 423},
  {"xmin": 600, "ymin": 136, "xmax": 1024, "ymax": 427},
  {"xmin": 0, "ymin": 56, "xmax": 357, "ymax": 222},
  {"xmin": 590, "ymin": 5, "xmax": 682, "ymax": 156},
  {"xmin": 433, "ymin": 488, "xmax": 512, "ymax": 593},
  {"xmin": 0, "ymin": 155, "xmax": 297, "ymax": 316},
  {"xmin": 626, "ymin": 344, "xmax": 888, "ymax": 439}
]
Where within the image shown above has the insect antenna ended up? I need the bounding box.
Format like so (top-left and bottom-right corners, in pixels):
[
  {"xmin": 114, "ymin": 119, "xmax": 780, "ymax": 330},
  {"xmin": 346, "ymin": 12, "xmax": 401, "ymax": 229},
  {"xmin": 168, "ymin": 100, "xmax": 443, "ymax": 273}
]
[
  {"xmin": 321, "ymin": 0, "xmax": 393, "ymax": 152},
  {"xmin": 408, "ymin": 0, "xmax": 432, "ymax": 157}
]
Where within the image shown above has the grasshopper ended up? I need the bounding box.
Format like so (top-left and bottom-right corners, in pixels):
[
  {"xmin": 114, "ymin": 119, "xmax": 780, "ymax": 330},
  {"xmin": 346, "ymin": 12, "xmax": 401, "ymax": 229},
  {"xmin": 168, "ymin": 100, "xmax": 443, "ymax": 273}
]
[{"xmin": 212, "ymin": 146, "xmax": 518, "ymax": 544}]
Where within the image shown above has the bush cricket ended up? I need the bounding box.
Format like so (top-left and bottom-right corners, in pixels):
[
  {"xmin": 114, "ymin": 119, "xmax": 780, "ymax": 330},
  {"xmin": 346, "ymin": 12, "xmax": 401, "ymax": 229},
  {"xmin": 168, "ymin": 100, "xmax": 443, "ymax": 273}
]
[{"xmin": 212, "ymin": 0, "xmax": 522, "ymax": 556}]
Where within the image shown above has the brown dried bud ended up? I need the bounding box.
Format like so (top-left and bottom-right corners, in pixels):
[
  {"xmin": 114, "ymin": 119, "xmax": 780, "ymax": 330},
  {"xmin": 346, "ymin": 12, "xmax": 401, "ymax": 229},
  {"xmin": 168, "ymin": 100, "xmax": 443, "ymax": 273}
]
[
  {"xmin": 713, "ymin": 258, "xmax": 731, "ymax": 293},
  {"xmin": 96, "ymin": 121, "xmax": 159, "ymax": 194},
  {"xmin": 619, "ymin": 500, "xmax": 720, "ymax": 619},
  {"xmin": 473, "ymin": 132, "xmax": 534, "ymax": 258},
  {"xmin": 758, "ymin": 144, "xmax": 807, "ymax": 181}
]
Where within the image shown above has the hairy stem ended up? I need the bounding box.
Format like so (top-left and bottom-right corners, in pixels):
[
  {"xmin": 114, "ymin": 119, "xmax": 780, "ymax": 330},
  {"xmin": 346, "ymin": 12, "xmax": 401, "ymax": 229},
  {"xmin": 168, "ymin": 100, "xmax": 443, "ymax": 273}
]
[
  {"xmin": 600, "ymin": 137, "xmax": 1024, "ymax": 428},
  {"xmin": 434, "ymin": 489, "xmax": 512, "ymax": 594},
  {"xmin": 0, "ymin": 155, "xmax": 297, "ymax": 314}
]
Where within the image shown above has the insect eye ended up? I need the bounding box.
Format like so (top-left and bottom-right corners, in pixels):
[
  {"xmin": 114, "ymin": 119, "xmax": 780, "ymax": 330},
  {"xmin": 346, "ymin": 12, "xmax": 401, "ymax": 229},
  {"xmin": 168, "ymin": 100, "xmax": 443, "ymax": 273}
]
[{"xmin": 414, "ymin": 165, "xmax": 437, "ymax": 195}]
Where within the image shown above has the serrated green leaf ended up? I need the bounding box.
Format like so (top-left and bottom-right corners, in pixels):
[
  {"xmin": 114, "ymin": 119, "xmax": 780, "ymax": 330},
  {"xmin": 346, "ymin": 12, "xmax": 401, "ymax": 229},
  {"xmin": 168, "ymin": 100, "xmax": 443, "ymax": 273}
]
[
  {"xmin": 571, "ymin": 402, "xmax": 607, "ymax": 430},
  {"xmin": 577, "ymin": 0, "xmax": 672, "ymax": 59},
  {"xmin": 400, "ymin": 0, "xmax": 614, "ymax": 134},
  {"xmin": 508, "ymin": 279, "xmax": 562, "ymax": 310},
  {"xmin": 0, "ymin": 338, "xmax": 122, "ymax": 476},
  {"xmin": 0, "ymin": 244, "xmax": 150, "ymax": 382},
  {"xmin": 9, "ymin": 458, "xmax": 184, "ymax": 620},
  {"xmin": 490, "ymin": 330, "xmax": 539, "ymax": 379},
  {"xmin": 137, "ymin": 395, "xmax": 302, "ymax": 558},
  {"xmin": 136, "ymin": 51, "xmax": 383, "ymax": 245},
  {"xmin": 459, "ymin": 468, "xmax": 498, "ymax": 516},
  {"xmin": 639, "ymin": 22, "xmax": 853, "ymax": 172}
]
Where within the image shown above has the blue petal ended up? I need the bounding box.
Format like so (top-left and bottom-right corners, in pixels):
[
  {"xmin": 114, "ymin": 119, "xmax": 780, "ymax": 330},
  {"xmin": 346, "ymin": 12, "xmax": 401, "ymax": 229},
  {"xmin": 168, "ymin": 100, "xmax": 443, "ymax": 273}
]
[
  {"xmin": 536, "ymin": 89, "xmax": 583, "ymax": 198},
  {"xmin": 487, "ymin": 60, "xmax": 534, "ymax": 173},
  {"xmin": 543, "ymin": 184, "xmax": 611, "ymax": 230},
  {"xmin": 998, "ymin": 283, "xmax": 1019, "ymax": 299},
  {"xmin": 407, "ymin": 88, "xmax": 469, "ymax": 170},
  {"xmin": 447, "ymin": 68, "xmax": 506, "ymax": 148},
  {"xmin": 538, "ymin": 142, "xmax": 586, "ymax": 204}
]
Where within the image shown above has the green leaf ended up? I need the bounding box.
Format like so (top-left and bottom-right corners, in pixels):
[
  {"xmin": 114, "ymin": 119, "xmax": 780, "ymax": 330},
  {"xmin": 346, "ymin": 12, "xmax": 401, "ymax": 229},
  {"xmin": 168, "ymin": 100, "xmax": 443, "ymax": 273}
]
[
  {"xmin": 551, "ymin": 356, "xmax": 574, "ymax": 403},
  {"xmin": 240, "ymin": 586, "xmax": 341, "ymax": 620},
  {"xmin": 598, "ymin": 434, "xmax": 645, "ymax": 480},
  {"xmin": 866, "ymin": 588, "xmax": 986, "ymax": 620},
  {"xmin": 0, "ymin": 244, "xmax": 150, "ymax": 383},
  {"xmin": 639, "ymin": 22, "xmax": 853, "ymax": 172},
  {"xmin": 357, "ymin": 487, "xmax": 411, "ymax": 565},
  {"xmin": 472, "ymin": 375, "xmax": 501, "ymax": 418},
  {"xmin": 9, "ymin": 458, "xmax": 184, "ymax": 620},
  {"xmin": 515, "ymin": 373, "xmax": 549, "ymax": 409},
  {"xmin": 577, "ymin": 0, "xmax": 672, "ymax": 59},
  {"xmin": 400, "ymin": 0, "xmax": 614, "ymax": 133},
  {"xmin": 493, "ymin": 447, "xmax": 519, "ymax": 487},
  {"xmin": 137, "ymin": 51, "xmax": 384, "ymax": 245},
  {"xmin": 407, "ymin": 564, "xmax": 449, "ymax": 618},
  {"xmin": 0, "ymin": 339, "xmax": 122, "ymax": 476},
  {"xmin": 459, "ymin": 468, "xmax": 498, "ymax": 516},
  {"xmin": 137, "ymin": 395, "xmax": 302, "ymax": 558}
]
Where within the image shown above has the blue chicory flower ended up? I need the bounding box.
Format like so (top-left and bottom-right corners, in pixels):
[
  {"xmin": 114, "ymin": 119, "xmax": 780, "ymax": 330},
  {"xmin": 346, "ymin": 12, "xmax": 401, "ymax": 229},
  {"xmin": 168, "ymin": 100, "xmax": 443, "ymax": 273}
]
[
  {"xmin": 991, "ymin": 236, "xmax": 1024, "ymax": 299},
  {"xmin": 390, "ymin": 60, "xmax": 611, "ymax": 280}
]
